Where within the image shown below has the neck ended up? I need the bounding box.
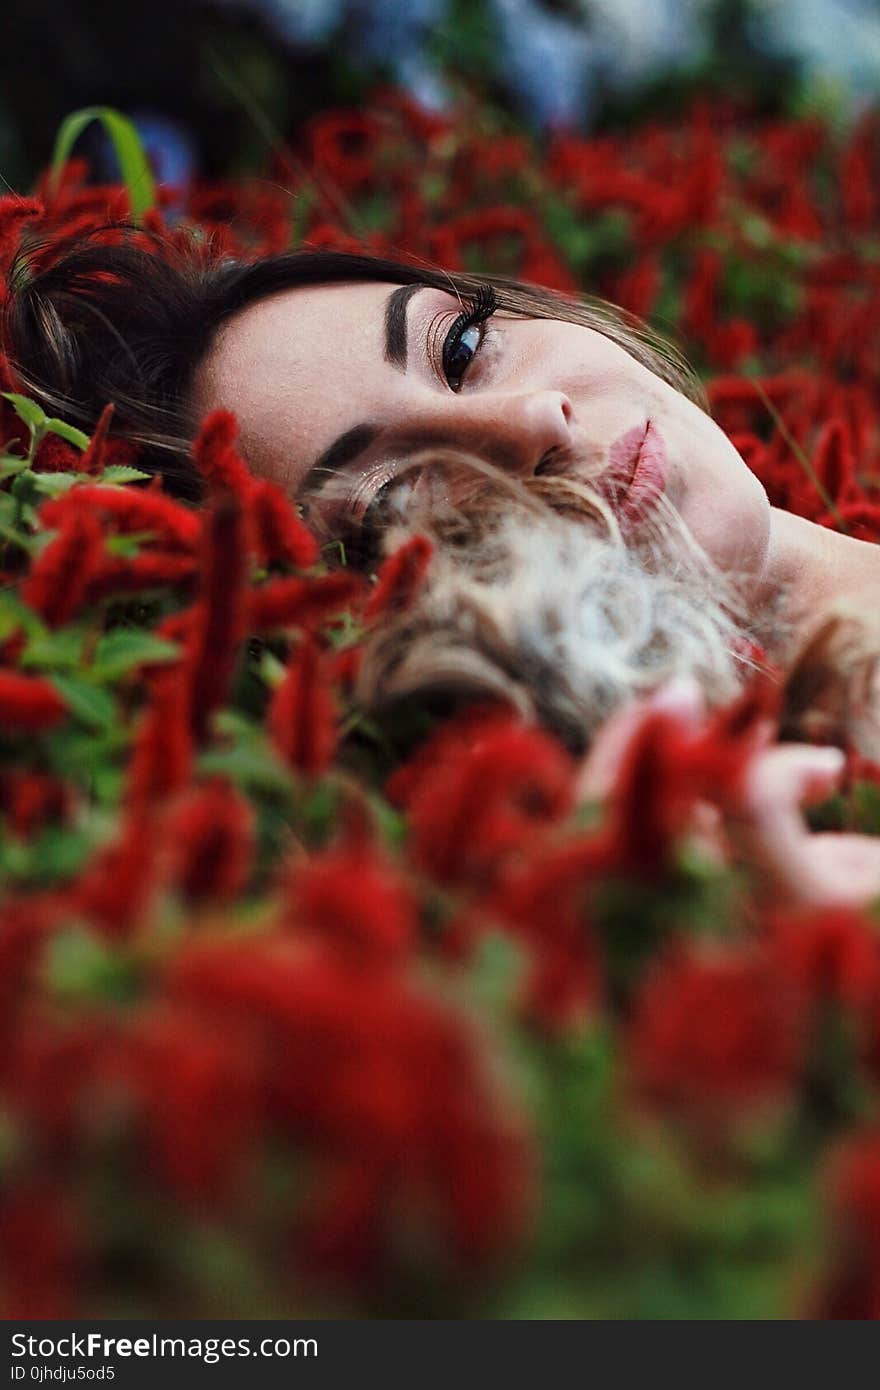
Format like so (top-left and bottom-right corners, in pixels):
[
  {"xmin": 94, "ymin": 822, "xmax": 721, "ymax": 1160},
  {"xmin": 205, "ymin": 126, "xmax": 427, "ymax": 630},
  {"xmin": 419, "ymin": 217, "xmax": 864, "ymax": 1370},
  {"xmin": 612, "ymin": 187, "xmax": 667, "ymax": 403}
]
[{"xmin": 756, "ymin": 507, "xmax": 879, "ymax": 662}]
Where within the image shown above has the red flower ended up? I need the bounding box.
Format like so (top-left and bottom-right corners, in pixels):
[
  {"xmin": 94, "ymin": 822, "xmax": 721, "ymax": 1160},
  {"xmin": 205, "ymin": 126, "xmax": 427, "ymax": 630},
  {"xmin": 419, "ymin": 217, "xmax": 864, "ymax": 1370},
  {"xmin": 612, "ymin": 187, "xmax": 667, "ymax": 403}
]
[
  {"xmin": 186, "ymin": 492, "xmax": 249, "ymax": 742},
  {"xmin": 127, "ymin": 1005, "xmax": 261, "ymax": 1202},
  {"xmin": 39, "ymin": 484, "xmax": 200, "ymax": 552},
  {"xmin": 191, "ymin": 408, "xmax": 253, "ymax": 499},
  {"xmin": 629, "ymin": 945, "xmax": 804, "ymax": 1114},
  {"xmin": 0, "ymin": 195, "xmax": 43, "ymax": 277},
  {"xmin": 766, "ymin": 906, "xmax": 880, "ymax": 1011},
  {"xmin": 488, "ymin": 837, "xmax": 607, "ymax": 1029},
  {"xmin": 33, "ymin": 433, "xmax": 85, "ymax": 474},
  {"xmin": 247, "ymin": 571, "xmax": 363, "ymax": 632},
  {"xmin": 0, "ymin": 671, "xmax": 67, "ymax": 731},
  {"xmin": 164, "ymin": 778, "xmax": 255, "ymax": 906},
  {"xmin": 76, "ymin": 401, "xmax": 114, "ymax": 473},
  {"xmin": 812, "ymin": 416, "xmax": 858, "ymax": 506},
  {"xmin": 284, "ymin": 839, "xmax": 417, "ymax": 965},
  {"xmin": 399, "ymin": 714, "xmax": 575, "ymax": 888},
  {"xmin": 268, "ymin": 633, "xmax": 338, "ymax": 777},
  {"xmin": 364, "ymin": 534, "xmax": 433, "ymax": 621},
  {"xmin": 167, "ymin": 935, "xmax": 533, "ymax": 1284},
  {"xmin": 72, "ymin": 812, "xmax": 157, "ymax": 937},
  {"xmin": 814, "ymin": 1132, "xmax": 880, "ymax": 1318},
  {"xmin": 85, "ymin": 549, "xmax": 197, "ymax": 603},
  {"xmin": 0, "ymin": 769, "xmax": 70, "ymax": 839},
  {"xmin": 841, "ymin": 115, "xmax": 878, "ymax": 231},
  {"xmin": 0, "ymin": 897, "xmax": 54, "ymax": 1050},
  {"xmin": 127, "ymin": 666, "xmax": 193, "ymax": 812},
  {"xmin": 20, "ymin": 507, "xmax": 104, "ymax": 626},
  {"xmin": 249, "ymin": 478, "xmax": 319, "ymax": 569},
  {"xmin": 0, "ymin": 1181, "xmax": 82, "ymax": 1319}
]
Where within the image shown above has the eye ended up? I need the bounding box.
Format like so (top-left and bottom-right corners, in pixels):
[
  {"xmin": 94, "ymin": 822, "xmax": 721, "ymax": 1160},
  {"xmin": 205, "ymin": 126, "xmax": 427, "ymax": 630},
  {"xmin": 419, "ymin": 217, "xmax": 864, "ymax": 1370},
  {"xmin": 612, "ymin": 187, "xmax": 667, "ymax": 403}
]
[{"xmin": 440, "ymin": 284, "xmax": 498, "ymax": 392}]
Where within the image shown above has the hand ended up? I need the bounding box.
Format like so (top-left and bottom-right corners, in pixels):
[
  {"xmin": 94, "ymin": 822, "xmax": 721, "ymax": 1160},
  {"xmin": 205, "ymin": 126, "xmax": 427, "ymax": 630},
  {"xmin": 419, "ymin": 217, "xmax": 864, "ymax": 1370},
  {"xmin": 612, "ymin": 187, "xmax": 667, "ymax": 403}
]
[
  {"xmin": 726, "ymin": 741, "xmax": 880, "ymax": 909},
  {"xmin": 578, "ymin": 678, "xmax": 880, "ymax": 910}
]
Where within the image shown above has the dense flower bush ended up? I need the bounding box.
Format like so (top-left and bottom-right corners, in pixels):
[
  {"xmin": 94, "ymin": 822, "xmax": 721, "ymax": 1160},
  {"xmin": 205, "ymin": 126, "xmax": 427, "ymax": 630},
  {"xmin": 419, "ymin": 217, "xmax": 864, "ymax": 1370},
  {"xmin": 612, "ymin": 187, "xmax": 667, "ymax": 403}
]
[{"xmin": 2, "ymin": 92, "xmax": 880, "ymax": 1318}]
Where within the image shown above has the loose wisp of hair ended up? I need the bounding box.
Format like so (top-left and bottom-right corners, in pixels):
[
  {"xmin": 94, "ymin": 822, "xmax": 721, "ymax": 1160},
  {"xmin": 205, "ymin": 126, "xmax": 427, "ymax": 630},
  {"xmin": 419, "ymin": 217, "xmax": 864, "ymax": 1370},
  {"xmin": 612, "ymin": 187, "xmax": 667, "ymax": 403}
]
[{"xmin": 322, "ymin": 447, "xmax": 768, "ymax": 754}]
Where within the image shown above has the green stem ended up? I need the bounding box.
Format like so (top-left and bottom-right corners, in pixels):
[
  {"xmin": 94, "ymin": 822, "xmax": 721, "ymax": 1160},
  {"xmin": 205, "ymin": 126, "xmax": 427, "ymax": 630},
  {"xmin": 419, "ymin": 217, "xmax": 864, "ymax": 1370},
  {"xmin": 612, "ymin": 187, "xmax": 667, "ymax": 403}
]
[{"xmin": 749, "ymin": 376, "xmax": 847, "ymax": 532}]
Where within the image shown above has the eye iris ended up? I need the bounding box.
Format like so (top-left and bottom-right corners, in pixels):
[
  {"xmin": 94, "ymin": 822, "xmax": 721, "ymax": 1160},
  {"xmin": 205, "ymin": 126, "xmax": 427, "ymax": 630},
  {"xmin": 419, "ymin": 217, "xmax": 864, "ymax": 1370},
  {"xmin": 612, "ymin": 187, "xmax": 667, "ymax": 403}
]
[{"xmin": 444, "ymin": 323, "xmax": 481, "ymax": 387}]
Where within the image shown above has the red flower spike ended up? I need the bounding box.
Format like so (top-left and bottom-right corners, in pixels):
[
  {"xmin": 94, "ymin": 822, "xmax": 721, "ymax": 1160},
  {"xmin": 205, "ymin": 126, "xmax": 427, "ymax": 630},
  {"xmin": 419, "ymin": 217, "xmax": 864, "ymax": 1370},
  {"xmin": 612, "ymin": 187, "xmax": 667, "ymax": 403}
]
[
  {"xmin": 364, "ymin": 534, "xmax": 433, "ymax": 622},
  {"xmin": 20, "ymin": 508, "xmax": 104, "ymax": 627},
  {"xmin": 33, "ymin": 434, "xmax": 84, "ymax": 474},
  {"xmin": 0, "ymin": 769, "xmax": 70, "ymax": 840},
  {"xmin": 191, "ymin": 409, "xmax": 253, "ymax": 499},
  {"xmin": 766, "ymin": 906, "xmax": 880, "ymax": 1011},
  {"xmin": 72, "ymin": 812, "xmax": 157, "ymax": 938},
  {"xmin": 0, "ymin": 671, "xmax": 67, "ymax": 731},
  {"xmin": 285, "ymin": 840, "xmax": 417, "ymax": 965},
  {"xmin": 39, "ymin": 485, "xmax": 200, "ymax": 552},
  {"xmin": 247, "ymin": 571, "xmax": 364, "ymax": 632},
  {"xmin": 80, "ymin": 402, "xmax": 115, "ymax": 474},
  {"xmin": 0, "ymin": 897, "xmax": 56, "ymax": 1051},
  {"xmin": 268, "ymin": 633, "xmax": 338, "ymax": 778},
  {"xmin": 0, "ymin": 196, "xmax": 43, "ymax": 274},
  {"xmin": 0, "ymin": 1182, "xmax": 82, "ymax": 1319},
  {"xmin": 249, "ymin": 479, "xmax": 319, "ymax": 569},
  {"xmin": 166, "ymin": 936, "xmax": 533, "ymax": 1283},
  {"xmin": 187, "ymin": 492, "xmax": 249, "ymax": 743},
  {"xmin": 813, "ymin": 1132, "xmax": 880, "ymax": 1318},
  {"xmin": 629, "ymin": 945, "xmax": 805, "ymax": 1115},
  {"xmin": 488, "ymin": 836, "xmax": 607, "ymax": 1030},
  {"xmin": 402, "ymin": 717, "xmax": 575, "ymax": 888},
  {"xmin": 126, "ymin": 666, "xmax": 193, "ymax": 814},
  {"xmin": 164, "ymin": 778, "xmax": 255, "ymax": 906},
  {"xmin": 127, "ymin": 1006, "xmax": 261, "ymax": 1203},
  {"xmin": 85, "ymin": 550, "xmax": 197, "ymax": 604},
  {"xmin": 812, "ymin": 416, "xmax": 857, "ymax": 506}
]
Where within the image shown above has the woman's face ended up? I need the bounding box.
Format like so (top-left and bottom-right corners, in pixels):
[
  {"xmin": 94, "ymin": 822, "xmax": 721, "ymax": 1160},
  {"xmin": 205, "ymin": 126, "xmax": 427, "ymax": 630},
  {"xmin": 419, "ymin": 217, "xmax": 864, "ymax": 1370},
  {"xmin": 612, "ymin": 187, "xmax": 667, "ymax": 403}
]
[{"xmin": 194, "ymin": 279, "xmax": 772, "ymax": 581}]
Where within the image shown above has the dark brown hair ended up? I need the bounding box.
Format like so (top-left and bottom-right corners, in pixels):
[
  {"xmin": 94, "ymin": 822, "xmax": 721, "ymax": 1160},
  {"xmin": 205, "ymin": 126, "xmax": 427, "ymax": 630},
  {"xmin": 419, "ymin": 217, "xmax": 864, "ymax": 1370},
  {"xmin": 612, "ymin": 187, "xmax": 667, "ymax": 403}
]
[{"xmin": 3, "ymin": 228, "xmax": 707, "ymax": 500}]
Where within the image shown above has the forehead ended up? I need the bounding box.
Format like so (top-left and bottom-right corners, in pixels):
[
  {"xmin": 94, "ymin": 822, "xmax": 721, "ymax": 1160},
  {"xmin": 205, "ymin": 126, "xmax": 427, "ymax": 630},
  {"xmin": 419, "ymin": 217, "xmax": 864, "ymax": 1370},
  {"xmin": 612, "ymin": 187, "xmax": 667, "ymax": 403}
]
[{"xmin": 193, "ymin": 280, "xmax": 399, "ymax": 485}]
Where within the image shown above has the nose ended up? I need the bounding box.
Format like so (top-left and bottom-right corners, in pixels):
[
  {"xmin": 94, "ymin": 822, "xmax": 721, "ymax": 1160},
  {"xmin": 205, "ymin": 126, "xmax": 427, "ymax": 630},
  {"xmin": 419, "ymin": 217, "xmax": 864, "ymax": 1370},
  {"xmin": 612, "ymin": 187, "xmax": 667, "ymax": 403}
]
[{"xmin": 410, "ymin": 389, "xmax": 575, "ymax": 476}]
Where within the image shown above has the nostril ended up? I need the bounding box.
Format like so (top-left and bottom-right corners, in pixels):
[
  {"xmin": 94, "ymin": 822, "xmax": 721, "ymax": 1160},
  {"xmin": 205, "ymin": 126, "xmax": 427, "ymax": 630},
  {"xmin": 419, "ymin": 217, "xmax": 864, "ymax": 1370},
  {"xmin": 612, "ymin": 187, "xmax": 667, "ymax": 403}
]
[{"xmin": 535, "ymin": 448, "xmax": 560, "ymax": 476}]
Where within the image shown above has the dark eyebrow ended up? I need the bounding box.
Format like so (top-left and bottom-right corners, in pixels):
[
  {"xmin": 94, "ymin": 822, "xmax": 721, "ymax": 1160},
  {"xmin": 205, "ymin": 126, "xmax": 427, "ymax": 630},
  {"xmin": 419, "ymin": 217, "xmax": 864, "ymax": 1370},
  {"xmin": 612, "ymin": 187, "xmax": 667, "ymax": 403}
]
[
  {"xmin": 384, "ymin": 283, "xmax": 425, "ymax": 371},
  {"xmin": 299, "ymin": 423, "xmax": 381, "ymax": 496}
]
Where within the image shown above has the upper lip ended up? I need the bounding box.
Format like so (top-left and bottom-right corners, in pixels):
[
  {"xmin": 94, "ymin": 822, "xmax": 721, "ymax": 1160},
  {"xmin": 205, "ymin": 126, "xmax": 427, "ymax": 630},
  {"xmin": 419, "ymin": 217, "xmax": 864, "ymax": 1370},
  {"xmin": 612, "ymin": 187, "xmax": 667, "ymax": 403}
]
[
  {"xmin": 625, "ymin": 422, "xmax": 651, "ymax": 490},
  {"xmin": 532, "ymin": 421, "xmax": 651, "ymax": 506}
]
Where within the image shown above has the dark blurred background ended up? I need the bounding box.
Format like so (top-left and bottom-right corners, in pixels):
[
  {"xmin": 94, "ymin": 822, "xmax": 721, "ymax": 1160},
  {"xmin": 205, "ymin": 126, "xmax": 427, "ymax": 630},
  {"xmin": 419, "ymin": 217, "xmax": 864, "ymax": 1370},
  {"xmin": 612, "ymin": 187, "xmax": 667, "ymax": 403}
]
[{"xmin": 3, "ymin": 0, "xmax": 879, "ymax": 190}]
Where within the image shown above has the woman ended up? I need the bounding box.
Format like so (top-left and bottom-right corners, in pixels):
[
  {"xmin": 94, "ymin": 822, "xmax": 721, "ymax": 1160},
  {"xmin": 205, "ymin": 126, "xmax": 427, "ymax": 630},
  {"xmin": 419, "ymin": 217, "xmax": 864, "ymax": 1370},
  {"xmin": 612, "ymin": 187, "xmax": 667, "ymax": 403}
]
[{"xmin": 6, "ymin": 233, "xmax": 880, "ymax": 906}]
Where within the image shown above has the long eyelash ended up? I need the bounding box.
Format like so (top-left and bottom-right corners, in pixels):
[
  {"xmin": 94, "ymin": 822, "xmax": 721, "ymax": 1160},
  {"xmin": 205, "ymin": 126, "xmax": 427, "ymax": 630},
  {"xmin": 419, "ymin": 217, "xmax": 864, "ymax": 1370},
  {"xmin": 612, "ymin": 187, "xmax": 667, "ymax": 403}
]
[
  {"xmin": 440, "ymin": 283, "xmax": 498, "ymax": 387},
  {"xmin": 454, "ymin": 283, "xmax": 498, "ymax": 337}
]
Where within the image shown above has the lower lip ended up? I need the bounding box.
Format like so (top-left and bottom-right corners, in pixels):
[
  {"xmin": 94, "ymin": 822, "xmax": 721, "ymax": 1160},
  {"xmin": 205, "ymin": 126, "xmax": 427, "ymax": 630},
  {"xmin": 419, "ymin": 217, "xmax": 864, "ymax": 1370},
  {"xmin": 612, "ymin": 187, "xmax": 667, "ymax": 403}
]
[{"xmin": 608, "ymin": 421, "xmax": 669, "ymax": 522}]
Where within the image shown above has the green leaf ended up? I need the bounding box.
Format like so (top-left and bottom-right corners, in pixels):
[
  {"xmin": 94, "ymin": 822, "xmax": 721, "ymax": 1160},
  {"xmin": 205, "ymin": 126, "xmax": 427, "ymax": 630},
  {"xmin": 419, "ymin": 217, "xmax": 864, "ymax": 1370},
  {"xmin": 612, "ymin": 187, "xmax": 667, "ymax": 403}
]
[
  {"xmin": 2, "ymin": 392, "xmax": 46, "ymax": 430},
  {"xmin": 0, "ymin": 590, "xmax": 46, "ymax": 641},
  {"xmin": 49, "ymin": 674, "xmax": 118, "ymax": 731},
  {"xmin": 31, "ymin": 471, "xmax": 85, "ymax": 497},
  {"xmin": 0, "ymin": 520, "xmax": 37, "ymax": 554},
  {"xmin": 104, "ymin": 531, "xmax": 153, "ymax": 557},
  {"xmin": 44, "ymin": 926, "xmax": 141, "ymax": 1003},
  {"xmin": 21, "ymin": 627, "xmax": 85, "ymax": 671},
  {"xmin": 100, "ymin": 464, "xmax": 152, "ymax": 485},
  {"xmin": 0, "ymin": 824, "xmax": 93, "ymax": 888},
  {"xmin": 198, "ymin": 740, "xmax": 295, "ymax": 798},
  {"xmin": 91, "ymin": 629, "xmax": 180, "ymax": 681},
  {"xmin": 44, "ymin": 418, "xmax": 90, "ymax": 450},
  {"xmin": 0, "ymin": 455, "xmax": 30, "ymax": 479},
  {"xmin": 50, "ymin": 107, "xmax": 157, "ymax": 221}
]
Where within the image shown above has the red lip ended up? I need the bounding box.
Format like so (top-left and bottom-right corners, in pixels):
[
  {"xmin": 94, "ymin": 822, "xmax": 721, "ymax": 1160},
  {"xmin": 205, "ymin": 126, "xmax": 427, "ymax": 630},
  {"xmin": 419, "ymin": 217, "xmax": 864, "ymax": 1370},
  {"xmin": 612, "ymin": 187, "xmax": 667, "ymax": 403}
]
[{"xmin": 607, "ymin": 421, "xmax": 668, "ymax": 522}]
